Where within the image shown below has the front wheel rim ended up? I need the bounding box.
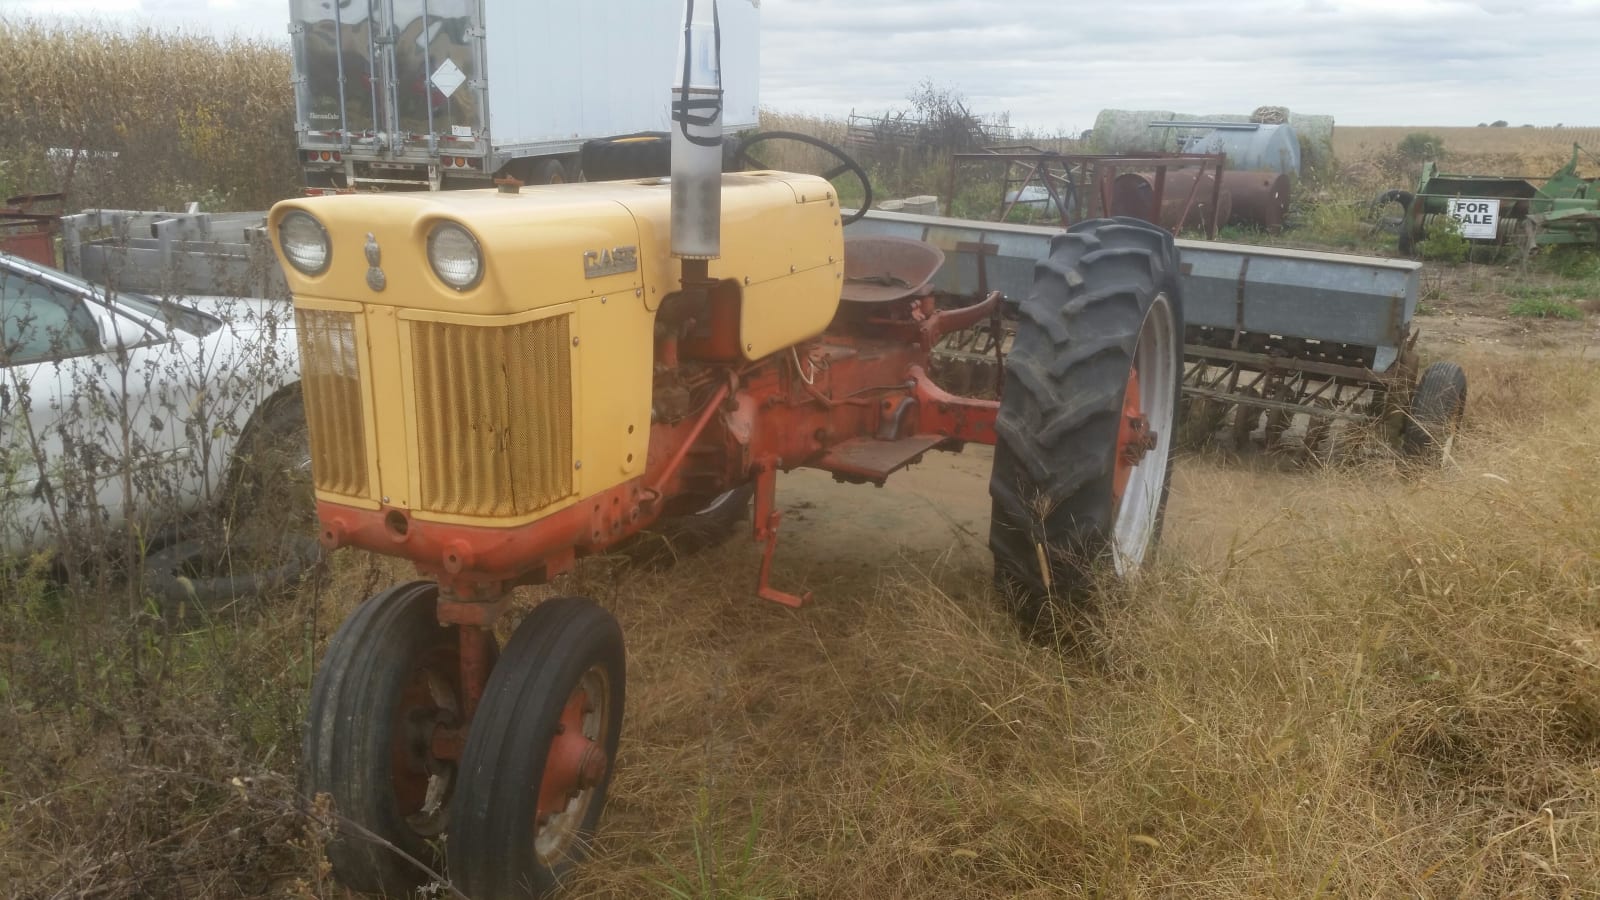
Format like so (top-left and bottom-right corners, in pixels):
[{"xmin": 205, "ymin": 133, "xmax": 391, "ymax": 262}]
[
  {"xmin": 1111, "ymin": 292, "xmax": 1177, "ymax": 575},
  {"xmin": 533, "ymin": 665, "xmax": 611, "ymax": 865},
  {"xmin": 391, "ymin": 645, "xmax": 461, "ymax": 837}
]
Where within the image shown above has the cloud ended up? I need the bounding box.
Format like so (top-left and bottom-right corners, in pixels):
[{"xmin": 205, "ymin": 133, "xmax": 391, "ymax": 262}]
[
  {"xmin": 758, "ymin": 0, "xmax": 1600, "ymax": 129},
  {"xmin": 1, "ymin": 0, "xmax": 1595, "ymax": 129}
]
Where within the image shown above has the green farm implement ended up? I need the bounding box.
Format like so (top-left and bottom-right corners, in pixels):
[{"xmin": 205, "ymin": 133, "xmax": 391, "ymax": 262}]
[{"xmin": 1386, "ymin": 143, "xmax": 1600, "ymax": 261}]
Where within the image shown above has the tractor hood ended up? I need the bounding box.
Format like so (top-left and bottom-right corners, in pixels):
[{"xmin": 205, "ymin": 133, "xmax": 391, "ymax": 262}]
[{"xmin": 269, "ymin": 173, "xmax": 840, "ymax": 316}]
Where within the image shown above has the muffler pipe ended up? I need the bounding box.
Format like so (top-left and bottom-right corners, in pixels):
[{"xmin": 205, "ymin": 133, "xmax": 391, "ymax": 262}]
[{"xmin": 671, "ymin": 0, "xmax": 723, "ymax": 266}]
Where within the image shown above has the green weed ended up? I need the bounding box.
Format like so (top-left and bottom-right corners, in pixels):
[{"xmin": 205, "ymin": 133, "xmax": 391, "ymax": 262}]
[{"xmin": 1508, "ymin": 293, "xmax": 1584, "ymax": 320}]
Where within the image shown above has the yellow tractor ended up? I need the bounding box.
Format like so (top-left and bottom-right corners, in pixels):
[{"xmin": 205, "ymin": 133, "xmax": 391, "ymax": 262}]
[{"xmin": 273, "ymin": 3, "xmax": 1183, "ymax": 895}]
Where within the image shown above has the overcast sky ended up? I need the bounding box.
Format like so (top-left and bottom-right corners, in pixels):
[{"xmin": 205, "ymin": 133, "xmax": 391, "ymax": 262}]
[{"xmin": 1, "ymin": 0, "xmax": 1595, "ymax": 132}]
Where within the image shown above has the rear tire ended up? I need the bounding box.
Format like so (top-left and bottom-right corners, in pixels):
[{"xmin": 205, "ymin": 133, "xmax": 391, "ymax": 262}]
[
  {"xmin": 302, "ymin": 581, "xmax": 477, "ymax": 896},
  {"xmin": 1402, "ymin": 361, "xmax": 1467, "ymax": 460},
  {"xmin": 989, "ymin": 217, "xmax": 1183, "ymax": 630},
  {"xmin": 448, "ymin": 596, "xmax": 625, "ymax": 898}
]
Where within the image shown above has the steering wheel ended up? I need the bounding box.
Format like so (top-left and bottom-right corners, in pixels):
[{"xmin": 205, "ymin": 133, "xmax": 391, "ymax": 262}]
[{"xmin": 735, "ymin": 130, "xmax": 874, "ymax": 225}]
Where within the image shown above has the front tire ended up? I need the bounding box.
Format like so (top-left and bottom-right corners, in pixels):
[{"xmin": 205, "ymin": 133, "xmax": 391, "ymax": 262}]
[
  {"xmin": 302, "ymin": 581, "xmax": 475, "ymax": 896},
  {"xmin": 989, "ymin": 217, "xmax": 1183, "ymax": 629},
  {"xmin": 448, "ymin": 596, "xmax": 625, "ymax": 898}
]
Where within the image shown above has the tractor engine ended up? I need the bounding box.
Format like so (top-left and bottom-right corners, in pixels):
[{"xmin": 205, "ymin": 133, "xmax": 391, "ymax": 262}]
[{"xmin": 270, "ymin": 174, "xmax": 845, "ymax": 597}]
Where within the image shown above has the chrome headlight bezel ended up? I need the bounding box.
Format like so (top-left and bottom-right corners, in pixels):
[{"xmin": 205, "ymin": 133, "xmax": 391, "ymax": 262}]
[
  {"xmin": 426, "ymin": 222, "xmax": 484, "ymax": 292},
  {"xmin": 277, "ymin": 210, "xmax": 332, "ymax": 276}
]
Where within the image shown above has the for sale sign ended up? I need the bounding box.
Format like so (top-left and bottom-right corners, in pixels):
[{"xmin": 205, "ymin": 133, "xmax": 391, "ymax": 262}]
[{"xmin": 1447, "ymin": 198, "xmax": 1499, "ymax": 240}]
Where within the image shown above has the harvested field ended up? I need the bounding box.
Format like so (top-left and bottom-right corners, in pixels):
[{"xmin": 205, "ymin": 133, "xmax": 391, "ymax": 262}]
[{"xmin": 1335, "ymin": 126, "xmax": 1600, "ymax": 177}]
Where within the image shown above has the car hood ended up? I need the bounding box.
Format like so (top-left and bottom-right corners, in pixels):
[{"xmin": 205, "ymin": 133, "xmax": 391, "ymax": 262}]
[{"xmin": 172, "ymin": 294, "xmax": 297, "ymax": 340}]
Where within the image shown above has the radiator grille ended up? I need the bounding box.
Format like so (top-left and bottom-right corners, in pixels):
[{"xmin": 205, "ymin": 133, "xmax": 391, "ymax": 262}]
[
  {"xmin": 411, "ymin": 316, "xmax": 574, "ymax": 517},
  {"xmin": 294, "ymin": 309, "xmax": 369, "ymax": 497}
]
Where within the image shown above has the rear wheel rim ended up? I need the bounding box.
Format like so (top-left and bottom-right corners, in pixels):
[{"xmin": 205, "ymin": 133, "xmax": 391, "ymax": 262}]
[
  {"xmin": 1112, "ymin": 292, "xmax": 1176, "ymax": 575},
  {"xmin": 533, "ymin": 665, "xmax": 611, "ymax": 866}
]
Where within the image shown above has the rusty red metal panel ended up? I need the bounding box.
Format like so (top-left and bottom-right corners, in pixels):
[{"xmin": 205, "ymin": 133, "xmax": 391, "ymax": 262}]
[{"xmin": 0, "ymin": 192, "xmax": 64, "ymax": 267}]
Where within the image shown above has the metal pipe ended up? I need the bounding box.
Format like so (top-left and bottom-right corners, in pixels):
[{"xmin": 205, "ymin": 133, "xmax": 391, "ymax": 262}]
[
  {"xmin": 670, "ymin": 0, "xmax": 724, "ymax": 260},
  {"xmin": 420, "ymin": 0, "xmax": 436, "ymax": 155},
  {"xmin": 649, "ymin": 381, "xmax": 732, "ymax": 499}
]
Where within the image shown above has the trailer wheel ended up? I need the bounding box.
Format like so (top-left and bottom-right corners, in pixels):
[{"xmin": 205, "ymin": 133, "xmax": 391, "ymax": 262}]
[
  {"xmin": 302, "ymin": 581, "xmax": 479, "ymax": 896},
  {"xmin": 579, "ymin": 132, "xmax": 671, "ymax": 182},
  {"xmin": 448, "ymin": 596, "xmax": 625, "ymax": 899},
  {"xmin": 989, "ymin": 217, "xmax": 1183, "ymax": 629},
  {"xmin": 1402, "ymin": 361, "xmax": 1467, "ymax": 460},
  {"xmin": 530, "ymin": 158, "xmax": 568, "ymax": 185}
]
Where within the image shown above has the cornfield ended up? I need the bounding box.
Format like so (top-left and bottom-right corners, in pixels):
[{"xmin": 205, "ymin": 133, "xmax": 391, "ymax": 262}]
[
  {"xmin": 1334, "ymin": 125, "xmax": 1600, "ymax": 183},
  {"xmin": 0, "ymin": 20, "xmax": 299, "ymax": 211}
]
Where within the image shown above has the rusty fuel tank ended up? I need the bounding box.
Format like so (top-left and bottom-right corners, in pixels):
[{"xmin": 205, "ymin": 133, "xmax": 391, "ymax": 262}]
[
  {"xmin": 1111, "ymin": 170, "xmax": 1289, "ymax": 232},
  {"xmin": 1109, "ymin": 172, "xmax": 1232, "ymax": 232}
]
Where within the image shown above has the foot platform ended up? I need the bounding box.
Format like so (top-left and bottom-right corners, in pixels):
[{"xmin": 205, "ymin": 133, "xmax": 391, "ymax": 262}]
[{"xmin": 815, "ymin": 434, "xmax": 947, "ymax": 485}]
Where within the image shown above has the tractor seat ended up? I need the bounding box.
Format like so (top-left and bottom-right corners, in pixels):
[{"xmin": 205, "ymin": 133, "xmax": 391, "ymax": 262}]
[{"xmin": 839, "ymin": 236, "xmax": 945, "ymax": 303}]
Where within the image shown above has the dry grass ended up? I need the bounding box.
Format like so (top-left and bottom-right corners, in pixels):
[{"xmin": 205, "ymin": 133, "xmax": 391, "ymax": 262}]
[{"xmin": 555, "ymin": 350, "xmax": 1597, "ymax": 898}]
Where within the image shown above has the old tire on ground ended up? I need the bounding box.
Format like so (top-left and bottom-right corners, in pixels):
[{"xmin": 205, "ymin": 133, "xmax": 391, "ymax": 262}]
[
  {"xmin": 143, "ymin": 534, "xmax": 322, "ymax": 620},
  {"xmin": 1402, "ymin": 360, "xmax": 1467, "ymax": 459},
  {"xmin": 146, "ymin": 388, "xmax": 322, "ymax": 620},
  {"xmin": 448, "ymin": 596, "xmax": 625, "ymax": 899},
  {"xmin": 989, "ymin": 217, "xmax": 1183, "ymax": 630},
  {"xmin": 224, "ymin": 388, "xmax": 317, "ymax": 541},
  {"xmin": 302, "ymin": 581, "xmax": 477, "ymax": 897},
  {"xmin": 617, "ymin": 483, "xmax": 753, "ymax": 567}
]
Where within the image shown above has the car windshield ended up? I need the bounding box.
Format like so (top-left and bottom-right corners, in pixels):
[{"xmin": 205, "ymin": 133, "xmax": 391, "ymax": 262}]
[{"xmin": 2, "ymin": 255, "xmax": 223, "ymax": 336}]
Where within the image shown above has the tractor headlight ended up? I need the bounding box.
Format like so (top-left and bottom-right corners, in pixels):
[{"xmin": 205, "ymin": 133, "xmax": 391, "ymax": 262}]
[
  {"xmin": 278, "ymin": 210, "xmax": 331, "ymax": 276},
  {"xmin": 427, "ymin": 222, "xmax": 483, "ymax": 291}
]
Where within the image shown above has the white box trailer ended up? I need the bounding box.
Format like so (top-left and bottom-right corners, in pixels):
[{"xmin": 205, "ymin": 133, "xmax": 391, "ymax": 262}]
[{"xmin": 289, "ymin": 0, "xmax": 759, "ymax": 192}]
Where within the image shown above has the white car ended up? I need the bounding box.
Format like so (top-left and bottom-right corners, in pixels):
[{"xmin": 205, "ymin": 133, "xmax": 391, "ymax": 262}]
[{"xmin": 0, "ymin": 251, "xmax": 304, "ymax": 561}]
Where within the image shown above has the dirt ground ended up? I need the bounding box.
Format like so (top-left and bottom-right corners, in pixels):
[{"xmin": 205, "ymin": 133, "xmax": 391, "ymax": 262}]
[
  {"xmin": 774, "ymin": 445, "xmax": 1244, "ymax": 596},
  {"xmin": 1420, "ymin": 264, "xmax": 1600, "ymax": 359},
  {"xmin": 768, "ymin": 267, "xmax": 1594, "ymax": 586}
]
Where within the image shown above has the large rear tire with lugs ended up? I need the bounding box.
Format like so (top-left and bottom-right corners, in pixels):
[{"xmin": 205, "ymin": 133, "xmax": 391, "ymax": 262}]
[{"xmin": 989, "ymin": 217, "xmax": 1184, "ymax": 631}]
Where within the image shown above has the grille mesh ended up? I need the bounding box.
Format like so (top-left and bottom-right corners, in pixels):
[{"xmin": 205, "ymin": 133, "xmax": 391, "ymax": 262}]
[
  {"xmin": 294, "ymin": 309, "xmax": 368, "ymax": 497},
  {"xmin": 411, "ymin": 316, "xmax": 574, "ymax": 516}
]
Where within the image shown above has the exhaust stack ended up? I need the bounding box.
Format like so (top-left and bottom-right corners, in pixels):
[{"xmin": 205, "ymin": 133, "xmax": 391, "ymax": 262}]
[{"xmin": 671, "ymin": 0, "xmax": 723, "ymax": 262}]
